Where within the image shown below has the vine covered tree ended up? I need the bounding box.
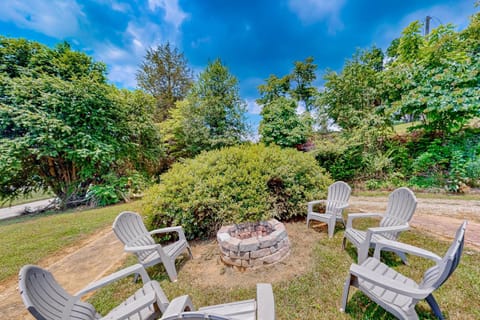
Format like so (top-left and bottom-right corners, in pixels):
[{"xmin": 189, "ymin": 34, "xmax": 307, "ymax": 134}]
[{"xmin": 136, "ymin": 42, "xmax": 193, "ymax": 121}]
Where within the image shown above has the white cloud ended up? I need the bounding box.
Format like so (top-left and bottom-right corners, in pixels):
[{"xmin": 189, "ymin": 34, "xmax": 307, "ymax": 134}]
[
  {"xmin": 0, "ymin": 0, "xmax": 84, "ymax": 39},
  {"xmin": 288, "ymin": 0, "xmax": 345, "ymax": 33},
  {"xmin": 246, "ymin": 99, "xmax": 262, "ymax": 115},
  {"xmin": 109, "ymin": 64, "xmax": 138, "ymax": 89},
  {"xmin": 148, "ymin": 0, "xmax": 188, "ymax": 29},
  {"xmin": 126, "ymin": 21, "xmax": 165, "ymax": 56},
  {"xmin": 95, "ymin": 42, "xmax": 130, "ymax": 63}
]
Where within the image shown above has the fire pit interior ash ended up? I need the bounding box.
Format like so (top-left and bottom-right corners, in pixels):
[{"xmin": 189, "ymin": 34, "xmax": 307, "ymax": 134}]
[{"xmin": 217, "ymin": 219, "xmax": 290, "ymax": 269}]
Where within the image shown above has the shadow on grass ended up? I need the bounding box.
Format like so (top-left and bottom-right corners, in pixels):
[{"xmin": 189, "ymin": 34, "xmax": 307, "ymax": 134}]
[{"xmin": 346, "ymin": 291, "xmax": 441, "ymax": 319}]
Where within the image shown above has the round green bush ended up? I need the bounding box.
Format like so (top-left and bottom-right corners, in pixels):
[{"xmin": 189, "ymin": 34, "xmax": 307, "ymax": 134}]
[{"xmin": 142, "ymin": 144, "xmax": 332, "ymax": 239}]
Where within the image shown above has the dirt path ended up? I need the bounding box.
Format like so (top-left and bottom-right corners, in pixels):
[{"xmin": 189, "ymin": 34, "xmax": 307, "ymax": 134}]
[
  {"xmin": 349, "ymin": 196, "xmax": 480, "ymax": 250},
  {"xmin": 1, "ymin": 195, "xmax": 479, "ymax": 318}
]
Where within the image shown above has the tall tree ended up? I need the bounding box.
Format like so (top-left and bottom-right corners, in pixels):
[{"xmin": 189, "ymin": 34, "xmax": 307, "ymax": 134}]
[
  {"xmin": 257, "ymin": 57, "xmax": 319, "ymax": 146},
  {"xmin": 136, "ymin": 42, "xmax": 193, "ymax": 121},
  {"xmin": 259, "ymin": 97, "xmax": 311, "ymax": 148},
  {"xmin": 322, "ymin": 47, "xmax": 389, "ymax": 132},
  {"xmin": 163, "ymin": 59, "xmax": 249, "ymax": 158}
]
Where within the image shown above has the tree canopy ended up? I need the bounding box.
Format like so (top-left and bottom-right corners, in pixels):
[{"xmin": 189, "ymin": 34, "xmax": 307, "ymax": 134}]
[
  {"xmin": 136, "ymin": 43, "xmax": 193, "ymax": 121},
  {"xmin": 0, "ymin": 37, "xmax": 162, "ymax": 206},
  {"xmin": 162, "ymin": 59, "xmax": 249, "ymax": 158}
]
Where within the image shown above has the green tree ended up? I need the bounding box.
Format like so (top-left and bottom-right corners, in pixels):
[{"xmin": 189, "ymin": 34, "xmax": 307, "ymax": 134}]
[
  {"xmin": 384, "ymin": 14, "xmax": 480, "ymax": 136},
  {"xmin": 291, "ymin": 56, "xmax": 318, "ymax": 112},
  {"xmin": 136, "ymin": 42, "xmax": 193, "ymax": 121},
  {"xmin": 257, "ymin": 57, "xmax": 319, "ymax": 146},
  {"xmin": 163, "ymin": 59, "xmax": 249, "ymax": 158},
  {"xmin": 259, "ymin": 97, "xmax": 312, "ymax": 148},
  {"xmin": 322, "ymin": 46, "xmax": 390, "ymax": 131},
  {"xmin": 0, "ymin": 38, "xmax": 162, "ymax": 207},
  {"xmin": 258, "ymin": 57, "xmax": 318, "ymax": 112}
]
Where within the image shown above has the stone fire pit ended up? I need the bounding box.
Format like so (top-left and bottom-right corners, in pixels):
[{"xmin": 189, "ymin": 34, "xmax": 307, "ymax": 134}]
[{"xmin": 216, "ymin": 219, "xmax": 290, "ymax": 269}]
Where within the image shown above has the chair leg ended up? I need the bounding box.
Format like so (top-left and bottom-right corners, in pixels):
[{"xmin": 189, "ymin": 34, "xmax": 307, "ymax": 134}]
[
  {"xmin": 396, "ymin": 250, "xmax": 409, "ymax": 265},
  {"xmin": 340, "ymin": 273, "xmax": 354, "ymax": 312},
  {"xmin": 164, "ymin": 260, "xmax": 178, "ymax": 282},
  {"xmin": 357, "ymin": 244, "xmax": 368, "ymax": 264},
  {"xmin": 328, "ymin": 219, "xmax": 335, "ymax": 238},
  {"xmin": 426, "ymin": 294, "xmax": 444, "ymax": 320}
]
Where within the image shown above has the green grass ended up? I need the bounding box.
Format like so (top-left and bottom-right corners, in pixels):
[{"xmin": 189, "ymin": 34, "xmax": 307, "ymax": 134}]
[
  {"xmin": 393, "ymin": 121, "xmax": 419, "ymax": 135},
  {"xmin": 0, "ymin": 201, "xmax": 141, "ymax": 282},
  {"xmin": 0, "ymin": 190, "xmax": 54, "ymax": 208},
  {"xmin": 89, "ymin": 218, "xmax": 480, "ymax": 319},
  {"xmin": 2, "ymin": 203, "xmax": 479, "ymax": 319}
]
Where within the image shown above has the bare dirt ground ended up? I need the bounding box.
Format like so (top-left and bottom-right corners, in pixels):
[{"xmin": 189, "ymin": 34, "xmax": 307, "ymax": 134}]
[{"xmin": 1, "ymin": 195, "xmax": 479, "ymax": 318}]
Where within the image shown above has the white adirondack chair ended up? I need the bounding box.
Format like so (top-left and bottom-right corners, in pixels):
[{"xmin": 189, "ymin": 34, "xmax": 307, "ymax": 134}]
[
  {"xmin": 342, "ymin": 187, "xmax": 417, "ymax": 264},
  {"xmin": 19, "ymin": 263, "xmax": 190, "ymax": 320},
  {"xmin": 306, "ymin": 181, "xmax": 351, "ymax": 238},
  {"xmin": 160, "ymin": 283, "xmax": 276, "ymax": 320},
  {"xmin": 113, "ymin": 211, "xmax": 192, "ymax": 282},
  {"xmin": 341, "ymin": 221, "xmax": 467, "ymax": 320}
]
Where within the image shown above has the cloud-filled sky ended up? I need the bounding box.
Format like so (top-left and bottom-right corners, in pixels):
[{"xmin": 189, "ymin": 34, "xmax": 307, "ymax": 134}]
[{"xmin": 0, "ymin": 0, "xmax": 478, "ymax": 128}]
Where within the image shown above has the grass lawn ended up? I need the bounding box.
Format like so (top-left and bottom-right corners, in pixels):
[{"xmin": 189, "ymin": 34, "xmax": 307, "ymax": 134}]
[
  {"xmin": 89, "ymin": 219, "xmax": 480, "ymax": 319},
  {"xmin": 2, "ymin": 203, "xmax": 479, "ymax": 319},
  {"xmin": 0, "ymin": 201, "xmax": 141, "ymax": 282}
]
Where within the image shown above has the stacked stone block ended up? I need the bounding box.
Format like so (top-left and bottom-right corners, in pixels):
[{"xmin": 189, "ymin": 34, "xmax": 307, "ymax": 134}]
[{"xmin": 217, "ymin": 219, "xmax": 290, "ymax": 269}]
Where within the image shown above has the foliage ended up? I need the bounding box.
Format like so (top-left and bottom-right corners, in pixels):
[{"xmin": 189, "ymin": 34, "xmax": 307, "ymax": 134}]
[
  {"xmin": 0, "ymin": 37, "xmax": 162, "ymax": 207},
  {"xmin": 162, "ymin": 59, "xmax": 249, "ymax": 159},
  {"xmin": 257, "ymin": 57, "xmax": 319, "ymax": 146},
  {"xmin": 259, "ymin": 96, "xmax": 312, "ymax": 148},
  {"xmin": 136, "ymin": 42, "xmax": 193, "ymax": 121},
  {"xmin": 142, "ymin": 144, "xmax": 332, "ymax": 239},
  {"xmin": 407, "ymin": 131, "xmax": 480, "ymax": 191},
  {"xmin": 86, "ymin": 171, "xmax": 148, "ymax": 207},
  {"xmin": 257, "ymin": 57, "xmax": 318, "ymax": 112},
  {"xmin": 384, "ymin": 18, "xmax": 479, "ymax": 136},
  {"xmin": 322, "ymin": 46, "xmax": 388, "ymax": 132}
]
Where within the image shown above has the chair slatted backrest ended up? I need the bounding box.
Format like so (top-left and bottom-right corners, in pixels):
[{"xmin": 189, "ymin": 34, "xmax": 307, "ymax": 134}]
[
  {"xmin": 19, "ymin": 265, "xmax": 97, "ymax": 320},
  {"xmin": 113, "ymin": 211, "xmax": 157, "ymax": 262},
  {"xmin": 326, "ymin": 181, "xmax": 352, "ymax": 216},
  {"xmin": 420, "ymin": 221, "xmax": 467, "ymax": 291},
  {"xmin": 380, "ymin": 187, "xmax": 417, "ymax": 240}
]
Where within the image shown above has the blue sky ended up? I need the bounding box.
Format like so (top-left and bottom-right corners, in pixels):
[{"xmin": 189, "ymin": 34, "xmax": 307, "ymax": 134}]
[{"xmin": 0, "ymin": 0, "xmax": 478, "ymax": 129}]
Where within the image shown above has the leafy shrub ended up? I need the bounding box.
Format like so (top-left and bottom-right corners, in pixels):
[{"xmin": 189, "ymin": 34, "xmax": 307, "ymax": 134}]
[
  {"xmin": 86, "ymin": 171, "xmax": 148, "ymax": 206},
  {"xmin": 142, "ymin": 144, "xmax": 332, "ymax": 239}
]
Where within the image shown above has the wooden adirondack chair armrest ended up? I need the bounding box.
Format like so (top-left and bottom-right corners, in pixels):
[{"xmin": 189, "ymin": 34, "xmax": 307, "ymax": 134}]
[
  {"xmin": 349, "ymin": 263, "xmax": 431, "ymax": 299},
  {"xmin": 373, "ymin": 238, "xmax": 442, "ymax": 262},
  {"xmin": 256, "ymin": 283, "xmax": 275, "ymax": 320},
  {"xmin": 75, "ymin": 264, "xmax": 150, "ymax": 297},
  {"xmin": 100, "ymin": 291, "xmax": 157, "ymax": 320},
  {"xmin": 160, "ymin": 295, "xmax": 195, "ymax": 318},
  {"xmin": 124, "ymin": 243, "xmax": 159, "ymax": 253},
  {"xmin": 151, "ymin": 226, "xmax": 187, "ymax": 241},
  {"xmin": 346, "ymin": 213, "xmax": 383, "ymax": 228}
]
